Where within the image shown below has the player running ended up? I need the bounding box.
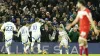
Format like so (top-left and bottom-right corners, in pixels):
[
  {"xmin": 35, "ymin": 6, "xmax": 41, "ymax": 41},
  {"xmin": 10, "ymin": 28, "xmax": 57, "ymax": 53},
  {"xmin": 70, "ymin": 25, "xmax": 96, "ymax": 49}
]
[
  {"xmin": 30, "ymin": 18, "xmax": 42, "ymax": 53},
  {"xmin": 1, "ymin": 19, "xmax": 17, "ymax": 54},
  {"xmin": 17, "ymin": 22, "xmax": 30, "ymax": 53},
  {"xmin": 66, "ymin": 0, "xmax": 99, "ymax": 56},
  {"xmin": 58, "ymin": 24, "xmax": 71, "ymax": 54}
]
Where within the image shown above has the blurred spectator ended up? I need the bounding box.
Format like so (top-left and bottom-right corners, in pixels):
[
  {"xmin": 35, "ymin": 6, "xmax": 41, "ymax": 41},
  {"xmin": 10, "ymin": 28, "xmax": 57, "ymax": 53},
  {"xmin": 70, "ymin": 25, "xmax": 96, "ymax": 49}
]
[
  {"xmin": 88, "ymin": 30, "xmax": 98, "ymax": 42},
  {"xmin": 97, "ymin": 21, "xmax": 100, "ymax": 30},
  {"xmin": 87, "ymin": 1, "xmax": 94, "ymax": 11},
  {"xmin": 46, "ymin": 12, "xmax": 51, "ymax": 20},
  {"xmin": 68, "ymin": 16, "xmax": 73, "ymax": 23},
  {"xmin": 68, "ymin": 26, "xmax": 79, "ymax": 42},
  {"xmin": 97, "ymin": 21, "xmax": 100, "ymax": 42},
  {"xmin": 87, "ymin": 1, "xmax": 97, "ymax": 19},
  {"xmin": 41, "ymin": 24, "xmax": 51, "ymax": 42},
  {"xmin": 52, "ymin": 17, "xmax": 58, "ymax": 27}
]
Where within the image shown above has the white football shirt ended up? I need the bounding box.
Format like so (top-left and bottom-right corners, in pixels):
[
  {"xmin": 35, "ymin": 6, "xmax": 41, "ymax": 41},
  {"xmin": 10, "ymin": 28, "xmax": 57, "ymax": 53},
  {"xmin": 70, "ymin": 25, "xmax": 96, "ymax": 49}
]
[
  {"xmin": 18, "ymin": 26, "xmax": 30, "ymax": 37},
  {"xmin": 30, "ymin": 22, "xmax": 41, "ymax": 33},
  {"xmin": 1, "ymin": 22, "xmax": 16, "ymax": 36}
]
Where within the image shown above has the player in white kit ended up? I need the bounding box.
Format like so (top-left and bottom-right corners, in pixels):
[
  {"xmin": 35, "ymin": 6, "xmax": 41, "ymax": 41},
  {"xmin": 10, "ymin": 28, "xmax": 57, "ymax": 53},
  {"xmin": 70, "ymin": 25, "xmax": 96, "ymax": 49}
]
[
  {"xmin": 30, "ymin": 18, "xmax": 42, "ymax": 53},
  {"xmin": 1, "ymin": 19, "xmax": 16, "ymax": 54},
  {"xmin": 17, "ymin": 22, "xmax": 30, "ymax": 53},
  {"xmin": 58, "ymin": 24, "xmax": 71, "ymax": 54}
]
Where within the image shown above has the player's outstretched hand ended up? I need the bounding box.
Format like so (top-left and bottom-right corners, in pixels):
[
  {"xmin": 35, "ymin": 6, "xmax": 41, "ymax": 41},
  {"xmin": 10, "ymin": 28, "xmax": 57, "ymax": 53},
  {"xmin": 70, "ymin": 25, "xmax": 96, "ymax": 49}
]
[{"xmin": 66, "ymin": 24, "xmax": 72, "ymax": 30}]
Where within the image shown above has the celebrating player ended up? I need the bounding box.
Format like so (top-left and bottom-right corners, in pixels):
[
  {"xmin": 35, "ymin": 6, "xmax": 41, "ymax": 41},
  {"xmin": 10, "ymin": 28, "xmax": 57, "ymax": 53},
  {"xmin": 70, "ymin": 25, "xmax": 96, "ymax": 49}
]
[
  {"xmin": 30, "ymin": 18, "xmax": 42, "ymax": 53},
  {"xmin": 1, "ymin": 19, "xmax": 17, "ymax": 54},
  {"xmin": 58, "ymin": 24, "xmax": 71, "ymax": 54},
  {"xmin": 17, "ymin": 22, "xmax": 30, "ymax": 53},
  {"xmin": 66, "ymin": 0, "xmax": 99, "ymax": 56}
]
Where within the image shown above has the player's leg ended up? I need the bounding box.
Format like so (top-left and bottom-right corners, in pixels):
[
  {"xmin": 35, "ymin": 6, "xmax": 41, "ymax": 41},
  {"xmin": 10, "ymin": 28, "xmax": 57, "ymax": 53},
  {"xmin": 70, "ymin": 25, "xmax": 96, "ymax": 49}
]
[
  {"xmin": 78, "ymin": 37, "xmax": 85, "ymax": 56},
  {"xmin": 79, "ymin": 31, "xmax": 88, "ymax": 56},
  {"xmin": 21, "ymin": 36, "xmax": 27, "ymax": 53},
  {"xmin": 59, "ymin": 40, "xmax": 63, "ymax": 54},
  {"xmin": 25, "ymin": 40, "xmax": 30, "ymax": 53},
  {"xmin": 23, "ymin": 43, "xmax": 30, "ymax": 54},
  {"xmin": 31, "ymin": 37, "xmax": 35, "ymax": 53},
  {"xmin": 37, "ymin": 37, "xmax": 42, "ymax": 53},
  {"xmin": 23, "ymin": 44, "xmax": 27, "ymax": 53},
  {"xmin": 64, "ymin": 40, "xmax": 69, "ymax": 54},
  {"xmin": 79, "ymin": 38, "xmax": 88, "ymax": 56},
  {"xmin": 84, "ymin": 40, "xmax": 88, "ymax": 56},
  {"xmin": 22, "ymin": 39, "xmax": 30, "ymax": 54},
  {"xmin": 5, "ymin": 38, "xmax": 12, "ymax": 54},
  {"xmin": 82, "ymin": 31, "xmax": 89, "ymax": 56}
]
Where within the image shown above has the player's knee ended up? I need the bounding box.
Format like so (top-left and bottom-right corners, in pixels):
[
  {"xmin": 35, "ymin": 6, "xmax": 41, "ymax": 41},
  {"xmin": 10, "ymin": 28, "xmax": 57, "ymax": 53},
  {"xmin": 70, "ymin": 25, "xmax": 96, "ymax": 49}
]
[
  {"xmin": 59, "ymin": 45, "xmax": 62, "ymax": 49},
  {"xmin": 84, "ymin": 42, "xmax": 88, "ymax": 48},
  {"xmin": 64, "ymin": 45, "xmax": 68, "ymax": 48},
  {"xmin": 59, "ymin": 44, "xmax": 63, "ymax": 48},
  {"xmin": 84, "ymin": 44, "xmax": 88, "ymax": 48},
  {"xmin": 24, "ymin": 44, "xmax": 27, "ymax": 46},
  {"xmin": 78, "ymin": 37, "xmax": 84, "ymax": 46},
  {"xmin": 5, "ymin": 43, "xmax": 11, "ymax": 47},
  {"xmin": 37, "ymin": 40, "xmax": 40, "ymax": 43}
]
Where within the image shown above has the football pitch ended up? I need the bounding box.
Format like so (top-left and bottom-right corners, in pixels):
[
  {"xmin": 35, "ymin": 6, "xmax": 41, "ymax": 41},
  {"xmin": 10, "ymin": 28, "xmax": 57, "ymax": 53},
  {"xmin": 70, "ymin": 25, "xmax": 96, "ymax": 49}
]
[{"xmin": 0, "ymin": 54, "xmax": 100, "ymax": 56}]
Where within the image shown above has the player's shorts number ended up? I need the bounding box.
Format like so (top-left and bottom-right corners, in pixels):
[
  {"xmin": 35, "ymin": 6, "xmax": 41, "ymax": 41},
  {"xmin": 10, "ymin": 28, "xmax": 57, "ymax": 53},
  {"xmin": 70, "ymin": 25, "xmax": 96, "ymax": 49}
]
[{"xmin": 5, "ymin": 26, "xmax": 13, "ymax": 31}]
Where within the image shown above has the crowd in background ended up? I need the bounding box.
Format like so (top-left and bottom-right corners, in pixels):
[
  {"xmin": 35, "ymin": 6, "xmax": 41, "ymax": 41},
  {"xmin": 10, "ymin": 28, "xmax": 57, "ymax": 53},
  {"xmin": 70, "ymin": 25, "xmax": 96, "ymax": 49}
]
[{"xmin": 0, "ymin": 0, "xmax": 100, "ymax": 42}]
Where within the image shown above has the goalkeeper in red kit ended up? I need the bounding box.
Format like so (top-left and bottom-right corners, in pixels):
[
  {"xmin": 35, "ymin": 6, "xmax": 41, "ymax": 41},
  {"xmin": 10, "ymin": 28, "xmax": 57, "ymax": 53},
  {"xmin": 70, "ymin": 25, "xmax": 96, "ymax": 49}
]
[{"xmin": 66, "ymin": 0, "xmax": 99, "ymax": 56}]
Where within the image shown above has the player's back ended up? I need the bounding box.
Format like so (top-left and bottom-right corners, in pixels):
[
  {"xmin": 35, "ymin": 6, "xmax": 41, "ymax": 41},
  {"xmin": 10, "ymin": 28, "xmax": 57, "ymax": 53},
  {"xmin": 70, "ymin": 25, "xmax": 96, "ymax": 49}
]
[
  {"xmin": 31, "ymin": 22, "xmax": 41, "ymax": 33},
  {"xmin": 20, "ymin": 26, "xmax": 29, "ymax": 36},
  {"xmin": 1, "ymin": 22, "xmax": 16, "ymax": 35}
]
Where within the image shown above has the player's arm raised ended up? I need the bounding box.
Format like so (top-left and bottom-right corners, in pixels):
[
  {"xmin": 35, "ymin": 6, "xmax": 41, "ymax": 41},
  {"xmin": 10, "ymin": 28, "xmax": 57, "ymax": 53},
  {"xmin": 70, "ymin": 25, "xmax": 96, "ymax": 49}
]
[
  {"xmin": 66, "ymin": 32, "xmax": 71, "ymax": 42},
  {"xmin": 67, "ymin": 14, "xmax": 79, "ymax": 30},
  {"xmin": 86, "ymin": 12, "xmax": 99, "ymax": 35}
]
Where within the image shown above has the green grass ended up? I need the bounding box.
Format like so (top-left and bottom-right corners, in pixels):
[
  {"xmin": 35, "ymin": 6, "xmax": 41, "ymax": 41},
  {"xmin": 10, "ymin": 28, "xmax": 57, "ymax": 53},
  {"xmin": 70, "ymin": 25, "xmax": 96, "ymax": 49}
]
[{"xmin": 0, "ymin": 54, "xmax": 100, "ymax": 56}]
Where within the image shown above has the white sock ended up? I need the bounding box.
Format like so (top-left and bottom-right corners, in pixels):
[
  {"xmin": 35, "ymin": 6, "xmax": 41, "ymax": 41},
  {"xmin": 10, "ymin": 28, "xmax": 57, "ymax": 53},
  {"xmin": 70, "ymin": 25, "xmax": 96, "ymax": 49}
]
[
  {"xmin": 31, "ymin": 42, "xmax": 35, "ymax": 52},
  {"xmin": 37, "ymin": 44, "xmax": 41, "ymax": 52},
  {"xmin": 60, "ymin": 49, "xmax": 62, "ymax": 54}
]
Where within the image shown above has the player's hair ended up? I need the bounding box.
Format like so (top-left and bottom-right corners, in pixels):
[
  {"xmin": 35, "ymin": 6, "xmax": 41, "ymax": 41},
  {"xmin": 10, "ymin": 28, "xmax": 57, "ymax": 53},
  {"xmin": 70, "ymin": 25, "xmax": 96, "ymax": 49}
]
[
  {"xmin": 35, "ymin": 18, "xmax": 40, "ymax": 22},
  {"xmin": 59, "ymin": 24, "xmax": 64, "ymax": 29},
  {"xmin": 78, "ymin": 0, "xmax": 86, "ymax": 6}
]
